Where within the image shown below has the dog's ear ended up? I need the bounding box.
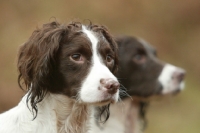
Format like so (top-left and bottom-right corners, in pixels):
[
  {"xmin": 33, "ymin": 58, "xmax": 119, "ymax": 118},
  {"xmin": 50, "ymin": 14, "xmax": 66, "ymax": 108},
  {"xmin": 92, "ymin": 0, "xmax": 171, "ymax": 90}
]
[
  {"xmin": 17, "ymin": 21, "xmax": 67, "ymax": 118},
  {"xmin": 101, "ymin": 26, "xmax": 118, "ymax": 74}
]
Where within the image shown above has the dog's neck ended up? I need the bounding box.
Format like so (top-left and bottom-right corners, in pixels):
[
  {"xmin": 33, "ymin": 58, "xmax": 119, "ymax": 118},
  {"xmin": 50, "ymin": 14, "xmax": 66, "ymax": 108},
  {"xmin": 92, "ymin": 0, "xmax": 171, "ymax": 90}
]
[
  {"xmin": 91, "ymin": 98, "xmax": 144, "ymax": 133},
  {"xmin": 112, "ymin": 98, "xmax": 143, "ymax": 133},
  {"xmin": 25, "ymin": 93, "xmax": 91, "ymax": 133},
  {"xmin": 50, "ymin": 94, "xmax": 91, "ymax": 133}
]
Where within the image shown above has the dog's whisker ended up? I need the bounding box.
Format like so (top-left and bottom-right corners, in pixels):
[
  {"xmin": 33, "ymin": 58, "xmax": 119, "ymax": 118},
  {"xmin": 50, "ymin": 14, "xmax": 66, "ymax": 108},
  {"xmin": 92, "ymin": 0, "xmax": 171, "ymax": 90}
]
[
  {"xmin": 118, "ymin": 85, "xmax": 133, "ymax": 100},
  {"xmin": 120, "ymin": 84, "xmax": 128, "ymax": 91},
  {"xmin": 117, "ymin": 77, "xmax": 127, "ymax": 80}
]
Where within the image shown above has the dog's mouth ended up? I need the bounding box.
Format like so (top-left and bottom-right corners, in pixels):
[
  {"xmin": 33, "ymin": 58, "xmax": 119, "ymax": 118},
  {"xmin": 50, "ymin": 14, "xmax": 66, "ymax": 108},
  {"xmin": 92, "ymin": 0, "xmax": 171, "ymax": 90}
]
[
  {"xmin": 91, "ymin": 98, "xmax": 116, "ymax": 106},
  {"xmin": 161, "ymin": 80, "xmax": 185, "ymax": 95},
  {"xmin": 80, "ymin": 91, "xmax": 119, "ymax": 106},
  {"xmin": 171, "ymin": 81, "xmax": 185, "ymax": 95},
  {"xmin": 101, "ymin": 90, "xmax": 119, "ymax": 103},
  {"xmin": 92, "ymin": 100, "xmax": 112, "ymax": 106}
]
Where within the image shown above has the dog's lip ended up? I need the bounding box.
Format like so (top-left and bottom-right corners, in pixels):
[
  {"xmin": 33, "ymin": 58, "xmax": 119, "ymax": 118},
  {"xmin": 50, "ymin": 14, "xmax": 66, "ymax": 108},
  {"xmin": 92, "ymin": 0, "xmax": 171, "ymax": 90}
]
[
  {"xmin": 172, "ymin": 88, "xmax": 181, "ymax": 95},
  {"xmin": 93, "ymin": 99, "xmax": 114, "ymax": 106},
  {"xmin": 91, "ymin": 97, "xmax": 117, "ymax": 105},
  {"xmin": 98, "ymin": 99, "xmax": 111, "ymax": 104},
  {"xmin": 172, "ymin": 91, "xmax": 179, "ymax": 96},
  {"xmin": 101, "ymin": 97, "xmax": 117, "ymax": 103}
]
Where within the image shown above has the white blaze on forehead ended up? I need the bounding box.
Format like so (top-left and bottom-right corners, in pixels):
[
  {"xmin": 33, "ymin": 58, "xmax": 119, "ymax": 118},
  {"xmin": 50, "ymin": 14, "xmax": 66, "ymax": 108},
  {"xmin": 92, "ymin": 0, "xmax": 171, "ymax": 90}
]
[
  {"xmin": 81, "ymin": 26, "xmax": 103, "ymax": 69},
  {"xmin": 79, "ymin": 26, "xmax": 119, "ymax": 103},
  {"xmin": 158, "ymin": 64, "xmax": 185, "ymax": 94},
  {"xmin": 82, "ymin": 26, "xmax": 98, "ymax": 58}
]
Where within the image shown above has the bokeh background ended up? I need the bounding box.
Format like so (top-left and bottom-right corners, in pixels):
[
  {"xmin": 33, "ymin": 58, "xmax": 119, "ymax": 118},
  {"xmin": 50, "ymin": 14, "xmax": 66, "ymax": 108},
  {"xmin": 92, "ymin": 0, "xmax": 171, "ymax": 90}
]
[{"xmin": 0, "ymin": 0, "xmax": 199, "ymax": 132}]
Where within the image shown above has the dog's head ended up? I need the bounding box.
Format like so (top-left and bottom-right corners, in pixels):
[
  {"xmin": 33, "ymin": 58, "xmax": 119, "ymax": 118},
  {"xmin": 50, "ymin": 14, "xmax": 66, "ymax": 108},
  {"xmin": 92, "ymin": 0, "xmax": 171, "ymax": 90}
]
[
  {"xmin": 18, "ymin": 21, "xmax": 119, "ymax": 116},
  {"xmin": 116, "ymin": 36, "xmax": 185, "ymax": 98}
]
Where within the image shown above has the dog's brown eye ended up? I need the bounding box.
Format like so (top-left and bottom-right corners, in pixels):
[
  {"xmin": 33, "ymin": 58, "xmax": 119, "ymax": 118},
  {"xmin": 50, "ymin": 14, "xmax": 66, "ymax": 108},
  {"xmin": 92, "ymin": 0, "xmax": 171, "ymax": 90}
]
[
  {"xmin": 106, "ymin": 55, "xmax": 113, "ymax": 62},
  {"xmin": 133, "ymin": 54, "xmax": 146, "ymax": 64},
  {"xmin": 135, "ymin": 54, "xmax": 142, "ymax": 60},
  {"xmin": 72, "ymin": 54, "xmax": 80, "ymax": 60},
  {"xmin": 70, "ymin": 53, "xmax": 83, "ymax": 62}
]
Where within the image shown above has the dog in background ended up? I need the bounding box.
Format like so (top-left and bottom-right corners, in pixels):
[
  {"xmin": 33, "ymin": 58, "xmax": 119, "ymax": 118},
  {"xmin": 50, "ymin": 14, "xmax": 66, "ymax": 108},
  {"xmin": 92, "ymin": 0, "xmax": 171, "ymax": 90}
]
[
  {"xmin": 90, "ymin": 36, "xmax": 185, "ymax": 133},
  {"xmin": 0, "ymin": 21, "xmax": 120, "ymax": 133}
]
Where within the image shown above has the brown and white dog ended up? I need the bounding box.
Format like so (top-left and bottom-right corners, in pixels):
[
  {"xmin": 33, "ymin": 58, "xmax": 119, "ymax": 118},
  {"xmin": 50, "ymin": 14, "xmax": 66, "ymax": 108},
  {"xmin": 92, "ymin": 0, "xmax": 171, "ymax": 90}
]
[
  {"xmin": 0, "ymin": 21, "xmax": 120, "ymax": 133},
  {"xmin": 90, "ymin": 36, "xmax": 185, "ymax": 133}
]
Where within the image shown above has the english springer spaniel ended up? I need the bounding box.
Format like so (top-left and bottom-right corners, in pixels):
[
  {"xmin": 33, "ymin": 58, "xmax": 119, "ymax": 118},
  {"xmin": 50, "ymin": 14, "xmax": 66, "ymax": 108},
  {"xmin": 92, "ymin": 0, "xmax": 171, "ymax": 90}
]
[
  {"xmin": 90, "ymin": 36, "xmax": 185, "ymax": 133},
  {"xmin": 0, "ymin": 21, "xmax": 120, "ymax": 133}
]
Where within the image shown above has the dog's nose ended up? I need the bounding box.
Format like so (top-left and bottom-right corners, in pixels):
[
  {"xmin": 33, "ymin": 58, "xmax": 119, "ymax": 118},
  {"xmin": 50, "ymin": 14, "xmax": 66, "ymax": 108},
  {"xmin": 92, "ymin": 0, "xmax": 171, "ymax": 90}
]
[
  {"xmin": 172, "ymin": 69, "xmax": 186, "ymax": 82},
  {"xmin": 100, "ymin": 78, "xmax": 120, "ymax": 94}
]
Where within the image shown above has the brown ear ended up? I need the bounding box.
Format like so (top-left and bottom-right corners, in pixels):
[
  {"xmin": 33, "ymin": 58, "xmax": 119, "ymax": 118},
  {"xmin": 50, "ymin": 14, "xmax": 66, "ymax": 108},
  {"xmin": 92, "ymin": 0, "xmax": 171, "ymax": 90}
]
[
  {"xmin": 101, "ymin": 27, "xmax": 118, "ymax": 74},
  {"xmin": 17, "ymin": 21, "xmax": 67, "ymax": 118}
]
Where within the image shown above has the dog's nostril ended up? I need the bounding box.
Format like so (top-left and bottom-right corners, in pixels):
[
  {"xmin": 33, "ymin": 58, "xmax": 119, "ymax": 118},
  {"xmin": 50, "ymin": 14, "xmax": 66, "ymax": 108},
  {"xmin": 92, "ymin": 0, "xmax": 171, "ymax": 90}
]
[
  {"xmin": 172, "ymin": 69, "xmax": 186, "ymax": 82},
  {"xmin": 100, "ymin": 78, "xmax": 119, "ymax": 94},
  {"xmin": 107, "ymin": 82, "xmax": 120, "ymax": 94},
  {"xmin": 177, "ymin": 72, "xmax": 185, "ymax": 82}
]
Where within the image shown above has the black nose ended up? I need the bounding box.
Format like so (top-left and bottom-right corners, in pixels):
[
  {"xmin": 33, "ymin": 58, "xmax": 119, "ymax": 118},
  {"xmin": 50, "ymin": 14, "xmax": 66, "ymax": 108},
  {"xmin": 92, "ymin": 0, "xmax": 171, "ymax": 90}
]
[
  {"xmin": 172, "ymin": 69, "xmax": 186, "ymax": 82},
  {"xmin": 100, "ymin": 78, "xmax": 120, "ymax": 94}
]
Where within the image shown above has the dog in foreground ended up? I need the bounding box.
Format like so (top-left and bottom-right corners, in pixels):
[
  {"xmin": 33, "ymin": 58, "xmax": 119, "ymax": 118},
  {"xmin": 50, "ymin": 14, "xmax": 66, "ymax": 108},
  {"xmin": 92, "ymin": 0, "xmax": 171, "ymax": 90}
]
[
  {"xmin": 90, "ymin": 36, "xmax": 185, "ymax": 133},
  {"xmin": 0, "ymin": 21, "xmax": 120, "ymax": 133}
]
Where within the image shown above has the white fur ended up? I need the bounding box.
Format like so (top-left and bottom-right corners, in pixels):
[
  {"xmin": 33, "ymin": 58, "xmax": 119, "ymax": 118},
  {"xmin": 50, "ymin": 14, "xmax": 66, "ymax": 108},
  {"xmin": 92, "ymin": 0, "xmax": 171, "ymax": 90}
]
[
  {"xmin": 0, "ymin": 27, "xmax": 119, "ymax": 133},
  {"xmin": 0, "ymin": 94, "xmax": 91, "ymax": 133},
  {"xmin": 158, "ymin": 64, "xmax": 185, "ymax": 94}
]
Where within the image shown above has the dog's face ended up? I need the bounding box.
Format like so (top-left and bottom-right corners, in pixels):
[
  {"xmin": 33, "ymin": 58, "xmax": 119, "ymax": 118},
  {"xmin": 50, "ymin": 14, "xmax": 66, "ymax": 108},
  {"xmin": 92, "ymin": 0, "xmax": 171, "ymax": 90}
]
[
  {"xmin": 18, "ymin": 22, "xmax": 119, "ymax": 111},
  {"xmin": 116, "ymin": 36, "xmax": 185, "ymax": 97},
  {"xmin": 58, "ymin": 26, "xmax": 119, "ymax": 104}
]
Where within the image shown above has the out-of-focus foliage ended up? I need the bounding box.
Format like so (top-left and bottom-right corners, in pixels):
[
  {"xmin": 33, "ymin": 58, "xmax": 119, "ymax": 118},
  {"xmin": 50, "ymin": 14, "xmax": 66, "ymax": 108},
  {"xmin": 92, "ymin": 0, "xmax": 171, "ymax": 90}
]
[{"xmin": 0, "ymin": 0, "xmax": 199, "ymax": 132}]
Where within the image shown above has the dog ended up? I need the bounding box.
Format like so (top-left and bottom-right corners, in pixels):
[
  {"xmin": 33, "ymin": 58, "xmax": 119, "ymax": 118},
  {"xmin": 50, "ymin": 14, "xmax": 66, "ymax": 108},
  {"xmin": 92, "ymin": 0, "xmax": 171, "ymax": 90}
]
[
  {"xmin": 0, "ymin": 21, "xmax": 120, "ymax": 133},
  {"xmin": 89, "ymin": 36, "xmax": 185, "ymax": 133}
]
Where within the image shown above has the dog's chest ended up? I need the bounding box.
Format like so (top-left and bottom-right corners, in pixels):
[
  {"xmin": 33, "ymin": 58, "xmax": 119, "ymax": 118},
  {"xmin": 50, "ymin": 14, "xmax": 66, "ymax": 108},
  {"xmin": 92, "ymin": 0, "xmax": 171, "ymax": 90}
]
[
  {"xmin": 91, "ymin": 99, "xmax": 141, "ymax": 133},
  {"xmin": 52, "ymin": 96, "xmax": 91, "ymax": 133}
]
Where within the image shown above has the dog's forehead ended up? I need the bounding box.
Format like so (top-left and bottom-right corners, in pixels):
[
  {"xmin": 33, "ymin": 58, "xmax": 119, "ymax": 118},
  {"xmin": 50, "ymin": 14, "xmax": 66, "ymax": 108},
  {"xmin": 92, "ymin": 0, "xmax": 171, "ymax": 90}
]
[
  {"xmin": 81, "ymin": 26, "xmax": 110, "ymax": 49},
  {"xmin": 82, "ymin": 26, "xmax": 98, "ymax": 46},
  {"xmin": 137, "ymin": 38, "xmax": 156, "ymax": 54}
]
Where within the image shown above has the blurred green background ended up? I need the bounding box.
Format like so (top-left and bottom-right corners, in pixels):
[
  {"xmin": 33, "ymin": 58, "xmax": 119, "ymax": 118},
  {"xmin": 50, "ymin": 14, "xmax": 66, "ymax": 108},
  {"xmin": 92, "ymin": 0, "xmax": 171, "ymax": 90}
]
[{"xmin": 0, "ymin": 0, "xmax": 199, "ymax": 132}]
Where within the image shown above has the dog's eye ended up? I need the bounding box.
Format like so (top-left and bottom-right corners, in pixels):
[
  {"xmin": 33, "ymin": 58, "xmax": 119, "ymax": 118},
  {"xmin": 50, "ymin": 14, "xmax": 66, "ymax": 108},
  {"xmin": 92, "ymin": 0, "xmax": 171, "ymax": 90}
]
[
  {"xmin": 70, "ymin": 53, "xmax": 84, "ymax": 63},
  {"xmin": 71, "ymin": 54, "xmax": 81, "ymax": 60},
  {"xmin": 133, "ymin": 54, "xmax": 146, "ymax": 64},
  {"xmin": 106, "ymin": 55, "xmax": 113, "ymax": 63},
  {"xmin": 134, "ymin": 54, "xmax": 142, "ymax": 60}
]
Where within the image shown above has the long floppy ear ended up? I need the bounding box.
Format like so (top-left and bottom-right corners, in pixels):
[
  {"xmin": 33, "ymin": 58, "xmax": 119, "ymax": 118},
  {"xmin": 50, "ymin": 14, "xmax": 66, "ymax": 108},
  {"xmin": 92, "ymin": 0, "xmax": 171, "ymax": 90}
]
[
  {"xmin": 101, "ymin": 26, "xmax": 118, "ymax": 74},
  {"xmin": 18, "ymin": 21, "xmax": 68, "ymax": 118}
]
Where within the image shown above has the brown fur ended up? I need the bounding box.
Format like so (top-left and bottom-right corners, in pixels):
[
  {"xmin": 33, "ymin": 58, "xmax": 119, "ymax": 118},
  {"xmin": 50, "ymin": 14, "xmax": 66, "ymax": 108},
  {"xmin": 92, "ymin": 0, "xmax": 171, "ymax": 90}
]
[
  {"xmin": 17, "ymin": 21, "xmax": 118, "ymax": 120},
  {"xmin": 14, "ymin": 20, "xmax": 119, "ymax": 133}
]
